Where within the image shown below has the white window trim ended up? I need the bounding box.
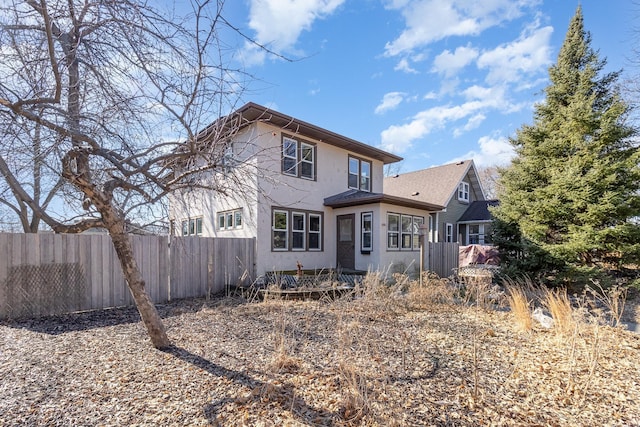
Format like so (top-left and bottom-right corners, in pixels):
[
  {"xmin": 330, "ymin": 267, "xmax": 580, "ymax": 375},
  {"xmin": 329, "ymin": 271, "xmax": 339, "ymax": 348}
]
[
  {"xmin": 445, "ymin": 223, "xmax": 454, "ymax": 242},
  {"xmin": 309, "ymin": 213, "xmax": 322, "ymax": 251},
  {"xmin": 361, "ymin": 212, "xmax": 373, "ymax": 252},
  {"xmin": 272, "ymin": 209, "xmax": 289, "ymax": 251},
  {"xmin": 291, "ymin": 211, "xmax": 306, "ymax": 251},
  {"xmin": 282, "ymin": 137, "xmax": 298, "ymax": 177},
  {"xmin": 348, "ymin": 156, "xmax": 372, "ymax": 192},
  {"xmin": 458, "ymin": 181, "xmax": 470, "ymax": 202}
]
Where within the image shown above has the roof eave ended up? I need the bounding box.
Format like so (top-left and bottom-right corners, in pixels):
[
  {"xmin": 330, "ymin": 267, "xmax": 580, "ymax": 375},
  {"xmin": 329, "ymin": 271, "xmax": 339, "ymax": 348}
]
[{"xmin": 236, "ymin": 102, "xmax": 403, "ymax": 164}]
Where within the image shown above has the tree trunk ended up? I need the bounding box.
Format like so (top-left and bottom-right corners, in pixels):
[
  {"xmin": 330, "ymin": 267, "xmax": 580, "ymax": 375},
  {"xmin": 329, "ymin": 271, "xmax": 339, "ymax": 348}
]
[{"xmin": 108, "ymin": 226, "xmax": 171, "ymax": 349}]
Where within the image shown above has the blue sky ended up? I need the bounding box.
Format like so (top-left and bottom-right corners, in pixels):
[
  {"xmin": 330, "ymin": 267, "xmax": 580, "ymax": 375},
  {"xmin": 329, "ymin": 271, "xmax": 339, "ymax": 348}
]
[{"xmin": 224, "ymin": 0, "xmax": 636, "ymax": 172}]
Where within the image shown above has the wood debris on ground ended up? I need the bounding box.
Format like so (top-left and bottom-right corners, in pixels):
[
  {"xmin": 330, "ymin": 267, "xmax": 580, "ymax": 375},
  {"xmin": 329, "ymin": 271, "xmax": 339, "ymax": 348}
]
[{"xmin": 1, "ymin": 289, "xmax": 639, "ymax": 426}]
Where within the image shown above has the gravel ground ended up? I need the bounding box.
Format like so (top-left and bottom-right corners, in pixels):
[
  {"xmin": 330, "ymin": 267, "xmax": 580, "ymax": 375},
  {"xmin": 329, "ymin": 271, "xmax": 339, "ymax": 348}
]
[{"xmin": 1, "ymin": 290, "xmax": 640, "ymax": 426}]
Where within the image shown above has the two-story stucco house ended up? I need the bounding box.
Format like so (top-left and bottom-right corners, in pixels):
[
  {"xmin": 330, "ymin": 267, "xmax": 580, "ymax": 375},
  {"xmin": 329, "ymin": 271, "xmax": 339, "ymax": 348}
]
[
  {"xmin": 384, "ymin": 160, "xmax": 495, "ymax": 245},
  {"xmin": 170, "ymin": 102, "xmax": 443, "ymax": 277}
]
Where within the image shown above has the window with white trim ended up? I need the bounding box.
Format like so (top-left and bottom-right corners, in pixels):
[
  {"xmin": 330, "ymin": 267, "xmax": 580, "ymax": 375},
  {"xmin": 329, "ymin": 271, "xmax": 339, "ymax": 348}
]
[
  {"xmin": 282, "ymin": 136, "xmax": 315, "ymax": 180},
  {"xmin": 292, "ymin": 212, "xmax": 306, "ymax": 250},
  {"xmin": 445, "ymin": 223, "xmax": 454, "ymax": 242},
  {"xmin": 272, "ymin": 210, "xmax": 288, "ymax": 250},
  {"xmin": 387, "ymin": 213, "xmax": 424, "ymax": 250},
  {"xmin": 468, "ymin": 224, "xmax": 484, "ymax": 244},
  {"xmin": 348, "ymin": 156, "xmax": 372, "ymax": 192},
  {"xmin": 309, "ymin": 214, "xmax": 321, "ymax": 250},
  {"xmin": 361, "ymin": 212, "xmax": 373, "ymax": 252},
  {"xmin": 458, "ymin": 181, "xmax": 470, "ymax": 202},
  {"xmin": 272, "ymin": 208, "xmax": 323, "ymax": 251},
  {"xmin": 181, "ymin": 217, "xmax": 203, "ymax": 236},
  {"xmin": 217, "ymin": 209, "xmax": 243, "ymax": 231},
  {"xmin": 413, "ymin": 217, "xmax": 424, "ymax": 250}
]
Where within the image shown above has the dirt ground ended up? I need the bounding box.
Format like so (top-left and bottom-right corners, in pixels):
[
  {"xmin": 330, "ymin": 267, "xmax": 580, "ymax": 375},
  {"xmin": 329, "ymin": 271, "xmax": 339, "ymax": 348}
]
[{"xmin": 1, "ymin": 282, "xmax": 640, "ymax": 426}]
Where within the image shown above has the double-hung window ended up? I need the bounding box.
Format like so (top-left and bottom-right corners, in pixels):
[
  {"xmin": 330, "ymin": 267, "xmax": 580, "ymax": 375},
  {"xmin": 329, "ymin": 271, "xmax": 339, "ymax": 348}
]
[
  {"xmin": 445, "ymin": 223, "xmax": 454, "ymax": 242},
  {"xmin": 348, "ymin": 156, "xmax": 371, "ymax": 192},
  {"xmin": 272, "ymin": 208, "xmax": 323, "ymax": 251},
  {"xmin": 292, "ymin": 212, "xmax": 306, "ymax": 250},
  {"xmin": 361, "ymin": 212, "xmax": 373, "ymax": 252},
  {"xmin": 282, "ymin": 136, "xmax": 315, "ymax": 180},
  {"xmin": 387, "ymin": 213, "xmax": 424, "ymax": 250},
  {"xmin": 458, "ymin": 182, "xmax": 470, "ymax": 202}
]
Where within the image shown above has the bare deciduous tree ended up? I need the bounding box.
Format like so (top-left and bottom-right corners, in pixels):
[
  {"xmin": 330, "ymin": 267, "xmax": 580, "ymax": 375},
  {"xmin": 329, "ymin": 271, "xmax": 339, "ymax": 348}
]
[{"xmin": 0, "ymin": 0, "xmax": 265, "ymax": 348}]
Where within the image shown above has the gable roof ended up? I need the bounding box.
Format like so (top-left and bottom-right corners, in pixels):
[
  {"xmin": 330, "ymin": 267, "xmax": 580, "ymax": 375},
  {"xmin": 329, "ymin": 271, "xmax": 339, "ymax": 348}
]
[
  {"xmin": 458, "ymin": 200, "xmax": 499, "ymax": 223},
  {"xmin": 234, "ymin": 102, "xmax": 403, "ymax": 164},
  {"xmin": 383, "ymin": 160, "xmax": 483, "ymax": 207},
  {"xmin": 324, "ymin": 189, "xmax": 443, "ymax": 211}
]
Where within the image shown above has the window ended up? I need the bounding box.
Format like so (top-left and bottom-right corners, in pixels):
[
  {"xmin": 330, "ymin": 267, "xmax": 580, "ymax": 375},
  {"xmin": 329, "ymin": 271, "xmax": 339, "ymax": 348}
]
[
  {"xmin": 273, "ymin": 210, "xmax": 288, "ymax": 250},
  {"xmin": 445, "ymin": 223, "xmax": 454, "ymax": 242},
  {"xmin": 468, "ymin": 224, "xmax": 485, "ymax": 245},
  {"xmin": 309, "ymin": 214, "xmax": 321, "ymax": 250},
  {"xmin": 401, "ymin": 215, "xmax": 412, "ymax": 249},
  {"xmin": 272, "ymin": 208, "xmax": 323, "ymax": 251},
  {"xmin": 348, "ymin": 156, "xmax": 372, "ymax": 192},
  {"xmin": 361, "ymin": 212, "xmax": 373, "ymax": 252},
  {"xmin": 221, "ymin": 142, "xmax": 235, "ymax": 173},
  {"xmin": 458, "ymin": 182, "xmax": 470, "ymax": 202},
  {"xmin": 387, "ymin": 213, "xmax": 399, "ymax": 249},
  {"xmin": 387, "ymin": 213, "xmax": 424, "ymax": 250},
  {"xmin": 181, "ymin": 217, "xmax": 203, "ymax": 236},
  {"xmin": 292, "ymin": 212, "xmax": 305, "ymax": 250},
  {"xmin": 413, "ymin": 217, "xmax": 424, "ymax": 250},
  {"xmin": 282, "ymin": 136, "xmax": 315, "ymax": 180},
  {"xmin": 217, "ymin": 209, "xmax": 243, "ymax": 231}
]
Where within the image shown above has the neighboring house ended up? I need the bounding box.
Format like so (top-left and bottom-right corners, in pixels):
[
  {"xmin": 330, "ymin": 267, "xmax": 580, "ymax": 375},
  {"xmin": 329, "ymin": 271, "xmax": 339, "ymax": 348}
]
[
  {"xmin": 384, "ymin": 160, "xmax": 494, "ymax": 245},
  {"xmin": 457, "ymin": 199, "xmax": 499, "ymax": 245},
  {"xmin": 170, "ymin": 102, "xmax": 444, "ymax": 277}
]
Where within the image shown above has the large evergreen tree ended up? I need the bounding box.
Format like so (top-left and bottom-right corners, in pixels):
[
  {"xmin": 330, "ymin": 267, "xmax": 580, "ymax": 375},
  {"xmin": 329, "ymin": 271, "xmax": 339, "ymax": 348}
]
[{"xmin": 493, "ymin": 6, "xmax": 640, "ymax": 283}]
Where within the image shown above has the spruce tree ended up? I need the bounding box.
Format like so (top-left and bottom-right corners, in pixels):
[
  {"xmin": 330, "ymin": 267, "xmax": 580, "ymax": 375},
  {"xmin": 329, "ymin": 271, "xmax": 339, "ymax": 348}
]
[{"xmin": 493, "ymin": 6, "xmax": 640, "ymax": 283}]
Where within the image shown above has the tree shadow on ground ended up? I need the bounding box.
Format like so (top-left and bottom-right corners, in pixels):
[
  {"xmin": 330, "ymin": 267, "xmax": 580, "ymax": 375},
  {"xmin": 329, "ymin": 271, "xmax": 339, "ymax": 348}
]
[
  {"xmin": 162, "ymin": 345, "xmax": 336, "ymax": 426},
  {"xmin": 0, "ymin": 297, "xmax": 229, "ymax": 335}
]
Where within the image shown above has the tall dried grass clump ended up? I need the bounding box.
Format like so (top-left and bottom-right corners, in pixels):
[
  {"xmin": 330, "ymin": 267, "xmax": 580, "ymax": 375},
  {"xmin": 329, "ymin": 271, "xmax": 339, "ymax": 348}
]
[
  {"xmin": 542, "ymin": 287, "xmax": 575, "ymax": 335},
  {"xmin": 505, "ymin": 284, "xmax": 533, "ymax": 332}
]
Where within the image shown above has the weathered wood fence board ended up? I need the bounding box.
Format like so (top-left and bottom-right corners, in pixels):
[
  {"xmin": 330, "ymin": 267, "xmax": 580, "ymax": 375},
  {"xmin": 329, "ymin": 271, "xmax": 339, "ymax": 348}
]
[
  {"xmin": 0, "ymin": 234, "xmax": 255, "ymax": 319},
  {"xmin": 426, "ymin": 242, "xmax": 459, "ymax": 278}
]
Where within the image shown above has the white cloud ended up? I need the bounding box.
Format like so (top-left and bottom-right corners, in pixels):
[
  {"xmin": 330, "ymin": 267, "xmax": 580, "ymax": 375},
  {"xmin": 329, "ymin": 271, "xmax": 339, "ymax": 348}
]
[
  {"xmin": 432, "ymin": 44, "xmax": 479, "ymax": 77},
  {"xmin": 242, "ymin": 0, "xmax": 345, "ymax": 65},
  {"xmin": 450, "ymin": 135, "xmax": 515, "ymax": 167},
  {"xmin": 379, "ymin": 84, "xmax": 516, "ymax": 153},
  {"xmin": 375, "ymin": 92, "xmax": 406, "ymax": 114},
  {"xmin": 394, "ymin": 58, "xmax": 418, "ymax": 74},
  {"xmin": 477, "ymin": 21, "xmax": 553, "ymax": 84},
  {"xmin": 384, "ymin": 0, "xmax": 539, "ymax": 56}
]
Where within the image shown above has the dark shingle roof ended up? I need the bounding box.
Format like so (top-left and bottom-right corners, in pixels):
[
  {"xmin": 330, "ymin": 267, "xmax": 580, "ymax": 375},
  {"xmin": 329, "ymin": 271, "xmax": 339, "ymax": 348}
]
[
  {"xmin": 324, "ymin": 189, "xmax": 443, "ymax": 211},
  {"xmin": 458, "ymin": 200, "xmax": 499, "ymax": 222}
]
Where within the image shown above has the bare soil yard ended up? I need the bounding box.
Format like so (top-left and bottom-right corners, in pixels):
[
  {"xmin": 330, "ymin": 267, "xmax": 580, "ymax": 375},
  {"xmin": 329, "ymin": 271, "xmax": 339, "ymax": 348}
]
[{"xmin": 1, "ymin": 278, "xmax": 640, "ymax": 426}]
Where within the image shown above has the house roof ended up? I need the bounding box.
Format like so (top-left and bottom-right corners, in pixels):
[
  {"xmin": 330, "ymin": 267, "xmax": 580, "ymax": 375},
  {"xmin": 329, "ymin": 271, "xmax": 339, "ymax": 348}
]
[
  {"xmin": 234, "ymin": 102, "xmax": 403, "ymax": 164},
  {"xmin": 458, "ymin": 200, "xmax": 499, "ymax": 223},
  {"xmin": 383, "ymin": 160, "xmax": 483, "ymax": 207},
  {"xmin": 324, "ymin": 189, "xmax": 444, "ymax": 211}
]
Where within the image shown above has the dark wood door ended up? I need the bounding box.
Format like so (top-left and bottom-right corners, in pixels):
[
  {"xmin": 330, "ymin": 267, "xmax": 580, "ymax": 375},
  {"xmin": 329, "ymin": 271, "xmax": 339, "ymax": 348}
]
[{"xmin": 336, "ymin": 214, "xmax": 355, "ymax": 270}]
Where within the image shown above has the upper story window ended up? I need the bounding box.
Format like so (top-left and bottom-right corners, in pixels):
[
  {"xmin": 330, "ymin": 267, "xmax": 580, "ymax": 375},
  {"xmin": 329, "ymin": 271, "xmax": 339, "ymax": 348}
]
[
  {"xmin": 348, "ymin": 156, "xmax": 371, "ymax": 192},
  {"xmin": 282, "ymin": 136, "xmax": 315, "ymax": 180},
  {"xmin": 458, "ymin": 181, "xmax": 470, "ymax": 202}
]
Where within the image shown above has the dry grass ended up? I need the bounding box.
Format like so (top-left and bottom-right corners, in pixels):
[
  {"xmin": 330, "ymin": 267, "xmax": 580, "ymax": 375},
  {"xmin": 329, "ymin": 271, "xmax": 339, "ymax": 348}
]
[
  {"xmin": 505, "ymin": 284, "xmax": 533, "ymax": 332},
  {"xmin": 542, "ymin": 287, "xmax": 575, "ymax": 336},
  {"xmin": 1, "ymin": 272, "xmax": 640, "ymax": 426}
]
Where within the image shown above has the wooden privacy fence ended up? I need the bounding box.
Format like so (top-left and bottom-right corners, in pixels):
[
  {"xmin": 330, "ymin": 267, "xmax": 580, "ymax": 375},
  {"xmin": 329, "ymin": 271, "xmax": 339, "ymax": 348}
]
[
  {"xmin": 0, "ymin": 233, "xmax": 255, "ymax": 319},
  {"xmin": 424, "ymin": 242, "xmax": 459, "ymax": 278}
]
